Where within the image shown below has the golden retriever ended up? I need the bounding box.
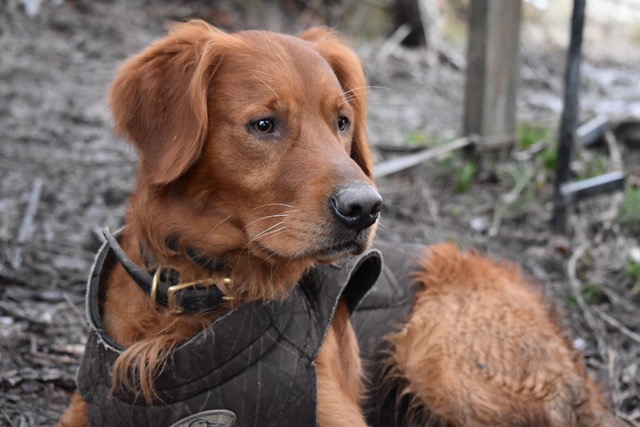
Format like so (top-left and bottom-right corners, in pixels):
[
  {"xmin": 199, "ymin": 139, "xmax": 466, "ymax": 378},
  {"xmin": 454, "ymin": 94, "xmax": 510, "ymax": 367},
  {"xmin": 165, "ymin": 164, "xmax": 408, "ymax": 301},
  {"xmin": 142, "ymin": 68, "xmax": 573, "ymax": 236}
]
[{"xmin": 61, "ymin": 21, "xmax": 618, "ymax": 427}]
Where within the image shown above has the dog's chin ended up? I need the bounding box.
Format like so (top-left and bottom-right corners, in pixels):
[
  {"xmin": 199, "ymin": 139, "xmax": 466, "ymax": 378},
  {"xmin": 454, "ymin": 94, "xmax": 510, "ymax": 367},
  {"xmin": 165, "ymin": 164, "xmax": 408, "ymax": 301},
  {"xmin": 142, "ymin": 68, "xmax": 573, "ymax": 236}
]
[
  {"xmin": 313, "ymin": 240, "xmax": 368, "ymax": 264},
  {"xmin": 308, "ymin": 229, "xmax": 375, "ymax": 264},
  {"xmin": 253, "ymin": 231, "xmax": 372, "ymax": 265}
]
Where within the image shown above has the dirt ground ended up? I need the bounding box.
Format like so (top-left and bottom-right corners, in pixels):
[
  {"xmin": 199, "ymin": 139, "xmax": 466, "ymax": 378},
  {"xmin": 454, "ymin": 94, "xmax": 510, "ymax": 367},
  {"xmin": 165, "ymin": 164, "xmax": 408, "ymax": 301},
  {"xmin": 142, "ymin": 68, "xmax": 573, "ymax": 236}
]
[{"xmin": 0, "ymin": 1, "xmax": 639, "ymax": 425}]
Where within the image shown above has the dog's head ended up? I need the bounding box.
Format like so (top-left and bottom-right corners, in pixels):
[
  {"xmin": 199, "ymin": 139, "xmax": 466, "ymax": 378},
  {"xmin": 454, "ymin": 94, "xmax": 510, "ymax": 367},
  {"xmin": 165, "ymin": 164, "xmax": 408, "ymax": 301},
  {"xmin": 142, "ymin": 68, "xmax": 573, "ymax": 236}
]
[{"xmin": 110, "ymin": 21, "xmax": 381, "ymax": 297}]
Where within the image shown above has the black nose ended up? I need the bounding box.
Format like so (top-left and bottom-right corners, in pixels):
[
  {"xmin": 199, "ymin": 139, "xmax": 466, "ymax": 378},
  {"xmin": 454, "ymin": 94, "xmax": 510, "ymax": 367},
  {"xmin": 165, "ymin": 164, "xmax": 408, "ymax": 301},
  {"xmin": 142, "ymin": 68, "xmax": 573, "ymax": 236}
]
[{"xmin": 330, "ymin": 183, "xmax": 383, "ymax": 231}]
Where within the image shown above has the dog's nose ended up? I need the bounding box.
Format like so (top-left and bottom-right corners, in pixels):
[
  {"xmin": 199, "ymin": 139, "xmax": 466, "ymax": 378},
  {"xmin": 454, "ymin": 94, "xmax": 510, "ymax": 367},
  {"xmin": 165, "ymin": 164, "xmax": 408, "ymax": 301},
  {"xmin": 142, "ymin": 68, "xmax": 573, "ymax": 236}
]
[{"xmin": 330, "ymin": 183, "xmax": 383, "ymax": 231}]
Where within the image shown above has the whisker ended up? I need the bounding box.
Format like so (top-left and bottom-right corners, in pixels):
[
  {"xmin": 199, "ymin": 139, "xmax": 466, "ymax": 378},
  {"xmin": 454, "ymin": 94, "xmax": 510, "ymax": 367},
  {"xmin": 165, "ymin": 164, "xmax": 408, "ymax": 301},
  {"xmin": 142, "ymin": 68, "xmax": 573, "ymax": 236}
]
[
  {"xmin": 252, "ymin": 226, "xmax": 287, "ymax": 244},
  {"xmin": 342, "ymin": 86, "xmax": 368, "ymax": 96},
  {"xmin": 241, "ymin": 211, "xmax": 299, "ymax": 232},
  {"xmin": 343, "ymin": 85, "xmax": 391, "ymax": 97},
  {"xmin": 256, "ymin": 77, "xmax": 281, "ymax": 102},
  {"xmin": 206, "ymin": 215, "xmax": 232, "ymax": 237},
  {"xmin": 244, "ymin": 226, "xmax": 288, "ymax": 259},
  {"xmin": 366, "ymin": 85, "xmax": 393, "ymax": 92},
  {"xmin": 341, "ymin": 85, "xmax": 393, "ymax": 106},
  {"xmin": 340, "ymin": 74, "xmax": 355, "ymax": 93},
  {"xmin": 240, "ymin": 222, "xmax": 285, "ymax": 254},
  {"xmin": 248, "ymin": 203, "xmax": 297, "ymax": 212},
  {"xmin": 258, "ymin": 226, "xmax": 288, "ymax": 241}
]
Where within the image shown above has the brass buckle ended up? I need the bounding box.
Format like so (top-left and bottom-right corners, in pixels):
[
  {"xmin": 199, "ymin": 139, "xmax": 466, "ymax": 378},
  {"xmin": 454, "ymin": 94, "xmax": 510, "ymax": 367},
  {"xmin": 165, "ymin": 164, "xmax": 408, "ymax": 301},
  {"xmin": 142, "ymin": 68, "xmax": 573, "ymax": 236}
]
[
  {"xmin": 167, "ymin": 277, "xmax": 235, "ymax": 314},
  {"xmin": 151, "ymin": 266, "xmax": 164, "ymax": 305},
  {"xmin": 150, "ymin": 265, "xmax": 234, "ymax": 313}
]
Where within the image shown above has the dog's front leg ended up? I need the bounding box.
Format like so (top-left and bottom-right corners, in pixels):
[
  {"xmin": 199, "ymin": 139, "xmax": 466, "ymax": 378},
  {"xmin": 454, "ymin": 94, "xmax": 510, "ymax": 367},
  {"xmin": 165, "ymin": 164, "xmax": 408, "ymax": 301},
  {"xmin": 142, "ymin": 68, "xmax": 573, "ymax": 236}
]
[
  {"xmin": 316, "ymin": 301, "xmax": 367, "ymax": 427},
  {"xmin": 59, "ymin": 392, "xmax": 89, "ymax": 427}
]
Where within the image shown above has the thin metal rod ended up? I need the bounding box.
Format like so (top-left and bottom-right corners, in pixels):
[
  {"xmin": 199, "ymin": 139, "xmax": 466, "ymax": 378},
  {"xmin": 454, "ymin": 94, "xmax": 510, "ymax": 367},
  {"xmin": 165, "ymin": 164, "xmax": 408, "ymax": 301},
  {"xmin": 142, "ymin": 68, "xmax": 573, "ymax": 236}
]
[
  {"xmin": 551, "ymin": 0, "xmax": 587, "ymax": 233},
  {"xmin": 560, "ymin": 171, "xmax": 625, "ymax": 205}
]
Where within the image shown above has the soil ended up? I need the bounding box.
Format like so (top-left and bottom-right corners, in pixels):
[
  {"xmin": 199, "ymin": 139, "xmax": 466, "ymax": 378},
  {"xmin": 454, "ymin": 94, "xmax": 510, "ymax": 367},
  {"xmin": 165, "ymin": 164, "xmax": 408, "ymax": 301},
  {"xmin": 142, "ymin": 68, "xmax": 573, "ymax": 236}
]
[{"xmin": 0, "ymin": 1, "xmax": 639, "ymax": 426}]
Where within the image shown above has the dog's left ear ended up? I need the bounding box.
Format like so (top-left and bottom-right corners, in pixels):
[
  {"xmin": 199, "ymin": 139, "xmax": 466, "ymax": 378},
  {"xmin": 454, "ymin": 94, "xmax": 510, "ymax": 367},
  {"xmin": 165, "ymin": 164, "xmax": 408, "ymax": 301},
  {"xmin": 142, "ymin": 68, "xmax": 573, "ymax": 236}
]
[{"xmin": 300, "ymin": 28, "xmax": 374, "ymax": 179}]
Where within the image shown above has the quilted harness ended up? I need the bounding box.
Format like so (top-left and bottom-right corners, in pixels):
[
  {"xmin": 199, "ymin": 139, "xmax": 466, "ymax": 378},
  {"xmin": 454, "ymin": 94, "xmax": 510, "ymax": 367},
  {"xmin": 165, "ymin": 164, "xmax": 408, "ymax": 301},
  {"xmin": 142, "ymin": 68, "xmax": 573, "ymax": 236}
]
[{"xmin": 76, "ymin": 236, "xmax": 424, "ymax": 427}]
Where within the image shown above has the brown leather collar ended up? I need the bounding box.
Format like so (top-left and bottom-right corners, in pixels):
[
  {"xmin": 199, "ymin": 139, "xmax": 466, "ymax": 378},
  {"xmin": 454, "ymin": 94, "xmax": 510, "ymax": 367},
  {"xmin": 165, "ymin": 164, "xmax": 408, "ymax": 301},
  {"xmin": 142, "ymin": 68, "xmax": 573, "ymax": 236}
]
[{"xmin": 102, "ymin": 228, "xmax": 231, "ymax": 314}]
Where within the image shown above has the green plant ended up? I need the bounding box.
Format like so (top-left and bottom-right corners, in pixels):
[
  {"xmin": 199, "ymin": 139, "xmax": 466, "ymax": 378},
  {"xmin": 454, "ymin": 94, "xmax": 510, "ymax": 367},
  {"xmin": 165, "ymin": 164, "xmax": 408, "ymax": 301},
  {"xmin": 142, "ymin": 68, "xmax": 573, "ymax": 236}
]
[
  {"xmin": 406, "ymin": 131, "xmax": 451, "ymax": 148},
  {"xmin": 577, "ymin": 152, "xmax": 607, "ymax": 180},
  {"xmin": 498, "ymin": 163, "xmax": 534, "ymax": 212},
  {"xmin": 581, "ymin": 283, "xmax": 607, "ymax": 305},
  {"xmin": 540, "ymin": 147, "xmax": 557, "ymax": 171},
  {"xmin": 618, "ymin": 186, "xmax": 640, "ymax": 228},
  {"xmin": 405, "ymin": 131, "xmax": 430, "ymax": 146},
  {"xmin": 518, "ymin": 123, "xmax": 551, "ymax": 149},
  {"xmin": 625, "ymin": 260, "xmax": 640, "ymax": 294},
  {"xmin": 455, "ymin": 162, "xmax": 476, "ymax": 193}
]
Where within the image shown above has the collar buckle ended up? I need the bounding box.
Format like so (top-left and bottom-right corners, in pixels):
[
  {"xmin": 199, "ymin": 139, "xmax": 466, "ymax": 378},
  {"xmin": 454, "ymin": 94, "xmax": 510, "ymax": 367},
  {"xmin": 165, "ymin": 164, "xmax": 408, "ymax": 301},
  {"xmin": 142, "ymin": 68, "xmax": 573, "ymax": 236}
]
[{"xmin": 152, "ymin": 265, "xmax": 234, "ymax": 314}]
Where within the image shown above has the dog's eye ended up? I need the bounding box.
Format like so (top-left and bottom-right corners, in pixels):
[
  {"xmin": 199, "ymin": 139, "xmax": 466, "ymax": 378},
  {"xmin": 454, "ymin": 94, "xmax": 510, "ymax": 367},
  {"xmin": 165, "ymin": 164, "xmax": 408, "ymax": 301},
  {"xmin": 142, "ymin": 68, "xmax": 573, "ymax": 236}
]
[
  {"xmin": 252, "ymin": 119, "xmax": 275, "ymax": 134},
  {"xmin": 338, "ymin": 116, "xmax": 350, "ymax": 132}
]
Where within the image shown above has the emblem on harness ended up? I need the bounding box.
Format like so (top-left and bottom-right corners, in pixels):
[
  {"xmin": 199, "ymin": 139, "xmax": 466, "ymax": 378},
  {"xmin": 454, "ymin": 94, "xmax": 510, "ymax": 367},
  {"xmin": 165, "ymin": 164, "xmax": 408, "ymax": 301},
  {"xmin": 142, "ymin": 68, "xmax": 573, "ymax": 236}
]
[{"xmin": 169, "ymin": 410, "xmax": 236, "ymax": 427}]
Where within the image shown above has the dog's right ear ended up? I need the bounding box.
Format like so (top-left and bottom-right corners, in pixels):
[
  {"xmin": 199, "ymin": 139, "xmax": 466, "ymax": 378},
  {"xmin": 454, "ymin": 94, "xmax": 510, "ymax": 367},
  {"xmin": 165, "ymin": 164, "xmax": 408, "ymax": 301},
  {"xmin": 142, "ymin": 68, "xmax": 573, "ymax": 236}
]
[
  {"xmin": 299, "ymin": 28, "xmax": 374, "ymax": 180},
  {"xmin": 109, "ymin": 20, "xmax": 228, "ymax": 185}
]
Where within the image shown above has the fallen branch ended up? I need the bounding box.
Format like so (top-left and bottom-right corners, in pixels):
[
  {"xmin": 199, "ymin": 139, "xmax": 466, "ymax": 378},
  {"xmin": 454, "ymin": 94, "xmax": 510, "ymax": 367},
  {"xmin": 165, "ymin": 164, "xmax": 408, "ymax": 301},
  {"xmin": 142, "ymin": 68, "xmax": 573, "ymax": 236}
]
[
  {"xmin": 566, "ymin": 244, "xmax": 609, "ymax": 363},
  {"xmin": 604, "ymin": 129, "xmax": 623, "ymax": 171},
  {"xmin": 377, "ymin": 23, "xmax": 412, "ymax": 63},
  {"xmin": 12, "ymin": 178, "xmax": 43, "ymax": 270},
  {"xmin": 0, "ymin": 270, "xmax": 31, "ymax": 287},
  {"xmin": 489, "ymin": 164, "xmax": 533, "ymax": 237},
  {"xmin": 31, "ymin": 351, "xmax": 78, "ymax": 366},
  {"xmin": 0, "ymin": 301, "xmax": 48, "ymax": 329},
  {"xmin": 374, "ymin": 133, "xmax": 518, "ymax": 179},
  {"xmin": 420, "ymin": 181, "xmax": 441, "ymax": 224},
  {"xmin": 618, "ymin": 411, "xmax": 640, "ymax": 427},
  {"xmin": 374, "ymin": 136, "xmax": 471, "ymax": 178},
  {"xmin": 592, "ymin": 307, "xmax": 640, "ymax": 346},
  {"xmin": 601, "ymin": 129, "xmax": 626, "ymax": 228},
  {"xmin": 62, "ymin": 292, "xmax": 89, "ymax": 332}
]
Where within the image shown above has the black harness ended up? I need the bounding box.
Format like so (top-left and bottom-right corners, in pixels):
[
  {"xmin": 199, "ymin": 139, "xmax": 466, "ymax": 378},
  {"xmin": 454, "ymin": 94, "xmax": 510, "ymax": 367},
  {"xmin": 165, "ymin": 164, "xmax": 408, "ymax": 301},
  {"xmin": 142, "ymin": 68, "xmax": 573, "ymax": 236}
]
[{"xmin": 76, "ymin": 233, "xmax": 424, "ymax": 426}]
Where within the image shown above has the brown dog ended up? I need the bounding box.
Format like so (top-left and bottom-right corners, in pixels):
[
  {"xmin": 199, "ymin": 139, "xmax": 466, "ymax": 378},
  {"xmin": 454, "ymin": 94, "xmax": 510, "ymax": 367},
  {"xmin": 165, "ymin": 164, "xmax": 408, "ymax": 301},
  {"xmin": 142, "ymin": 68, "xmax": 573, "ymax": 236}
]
[{"xmin": 61, "ymin": 21, "xmax": 617, "ymax": 427}]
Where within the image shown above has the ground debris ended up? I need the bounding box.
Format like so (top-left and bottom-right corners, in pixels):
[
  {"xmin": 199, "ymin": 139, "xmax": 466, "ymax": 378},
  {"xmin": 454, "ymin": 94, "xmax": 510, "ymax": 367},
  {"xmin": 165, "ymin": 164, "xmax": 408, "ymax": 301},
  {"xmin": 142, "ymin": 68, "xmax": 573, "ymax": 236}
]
[{"xmin": 0, "ymin": 1, "xmax": 638, "ymax": 425}]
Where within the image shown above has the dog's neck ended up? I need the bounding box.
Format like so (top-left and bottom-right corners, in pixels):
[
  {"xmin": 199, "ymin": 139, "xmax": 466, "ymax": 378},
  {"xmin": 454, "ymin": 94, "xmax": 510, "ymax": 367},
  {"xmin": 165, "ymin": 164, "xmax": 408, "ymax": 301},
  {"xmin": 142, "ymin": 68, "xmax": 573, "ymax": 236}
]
[
  {"xmin": 140, "ymin": 235, "xmax": 229, "ymax": 274},
  {"xmin": 103, "ymin": 228, "xmax": 233, "ymax": 315},
  {"xmin": 114, "ymin": 216, "xmax": 315, "ymax": 309}
]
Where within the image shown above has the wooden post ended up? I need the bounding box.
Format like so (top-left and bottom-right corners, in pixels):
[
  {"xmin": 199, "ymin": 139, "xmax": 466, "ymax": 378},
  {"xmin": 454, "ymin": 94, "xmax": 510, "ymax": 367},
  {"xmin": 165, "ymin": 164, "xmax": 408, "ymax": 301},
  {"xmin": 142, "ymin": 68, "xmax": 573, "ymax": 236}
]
[{"xmin": 464, "ymin": 0, "xmax": 522, "ymax": 142}]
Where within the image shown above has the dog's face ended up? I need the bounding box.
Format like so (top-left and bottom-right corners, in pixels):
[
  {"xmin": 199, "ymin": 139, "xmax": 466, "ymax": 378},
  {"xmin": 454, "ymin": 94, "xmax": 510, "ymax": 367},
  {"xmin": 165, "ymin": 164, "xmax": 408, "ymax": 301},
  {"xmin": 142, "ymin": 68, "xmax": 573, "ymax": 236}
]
[{"xmin": 110, "ymin": 21, "xmax": 381, "ymax": 278}]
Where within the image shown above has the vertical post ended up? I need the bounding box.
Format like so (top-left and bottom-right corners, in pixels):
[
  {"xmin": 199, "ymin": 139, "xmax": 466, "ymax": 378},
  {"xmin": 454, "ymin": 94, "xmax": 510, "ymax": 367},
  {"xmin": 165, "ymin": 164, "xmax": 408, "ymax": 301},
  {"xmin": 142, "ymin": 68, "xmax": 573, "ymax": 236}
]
[
  {"xmin": 464, "ymin": 0, "xmax": 522, "ymax": 140},
  {"xmin": 551, "ymin": 0, "xmax": 586, "ymax": 233}
]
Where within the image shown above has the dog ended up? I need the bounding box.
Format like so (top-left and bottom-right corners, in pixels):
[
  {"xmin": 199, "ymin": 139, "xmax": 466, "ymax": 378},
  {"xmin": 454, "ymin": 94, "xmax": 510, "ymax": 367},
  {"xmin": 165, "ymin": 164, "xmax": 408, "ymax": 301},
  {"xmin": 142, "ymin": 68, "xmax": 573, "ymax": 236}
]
[{"xmin": 60, "ymin": 20, "xmax": 618, "ymax": 427}]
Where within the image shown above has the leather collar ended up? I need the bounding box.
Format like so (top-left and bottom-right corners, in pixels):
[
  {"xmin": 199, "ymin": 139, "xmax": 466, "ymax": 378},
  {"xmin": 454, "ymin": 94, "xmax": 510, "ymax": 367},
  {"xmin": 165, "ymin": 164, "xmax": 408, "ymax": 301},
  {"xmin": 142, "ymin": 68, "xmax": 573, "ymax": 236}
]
[{"xmin": 102, "ymin": 228, "xmax": 230, "ymax": 314}]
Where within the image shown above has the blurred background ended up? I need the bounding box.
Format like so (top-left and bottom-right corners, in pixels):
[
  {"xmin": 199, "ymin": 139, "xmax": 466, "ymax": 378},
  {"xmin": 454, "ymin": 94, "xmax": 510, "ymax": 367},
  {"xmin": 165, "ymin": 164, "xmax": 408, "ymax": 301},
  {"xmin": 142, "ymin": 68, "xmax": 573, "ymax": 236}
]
[{"xmin": 0, "ymin": 0, "xmax": 639, "ymax": 425}]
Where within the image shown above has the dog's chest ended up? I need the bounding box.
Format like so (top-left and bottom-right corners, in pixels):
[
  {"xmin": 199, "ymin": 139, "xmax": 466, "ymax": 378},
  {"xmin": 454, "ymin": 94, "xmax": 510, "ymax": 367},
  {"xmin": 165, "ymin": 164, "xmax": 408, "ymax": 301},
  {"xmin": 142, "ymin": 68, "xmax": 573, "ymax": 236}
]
[{"xmin": 76, "ymin": 240, "xmax": 387, "ymax": 427}]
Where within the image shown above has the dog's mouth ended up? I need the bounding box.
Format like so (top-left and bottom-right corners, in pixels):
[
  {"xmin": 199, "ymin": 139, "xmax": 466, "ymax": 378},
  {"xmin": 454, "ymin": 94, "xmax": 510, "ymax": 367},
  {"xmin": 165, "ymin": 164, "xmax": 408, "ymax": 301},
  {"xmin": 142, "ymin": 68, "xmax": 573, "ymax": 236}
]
[
  {"xmin": 251, "ymin": 229, "xmax": 371, "ymax": 264},
  {"xmin": 314, "ymin": 237, "xmax": 369, "ymax": 260}
]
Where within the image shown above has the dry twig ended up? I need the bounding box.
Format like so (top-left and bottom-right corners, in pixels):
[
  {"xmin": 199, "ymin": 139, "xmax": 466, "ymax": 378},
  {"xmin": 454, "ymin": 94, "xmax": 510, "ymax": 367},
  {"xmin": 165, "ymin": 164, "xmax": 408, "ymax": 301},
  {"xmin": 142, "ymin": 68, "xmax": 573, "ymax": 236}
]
[
  {"xmin": 420, "ymin": 178, "xmax": 441, "ymax": 225},
  {"xmin": 566, "ymin": 244, "xmax": 610, "ymax": 363},
  {"xmin": 0, "ymin": 301, "xmax": 48, "ymax": 329},
  {"xmin": 489, "ymin": 164, "xmax": 533, "ymax": 237},
  {"xmin": 374, "ymin": 137, "xmax": 471, "ymax": 178},
  {"xmin": 377, "ymin": 23, "xmax": 412, "ymax": 63},
  {"xmin": 592, "ymin": 307, "xmax": 640, "ymax": 345},
  {"xmin": 12, "ymin": 178, "xmax": 43, "ymax": 270}
]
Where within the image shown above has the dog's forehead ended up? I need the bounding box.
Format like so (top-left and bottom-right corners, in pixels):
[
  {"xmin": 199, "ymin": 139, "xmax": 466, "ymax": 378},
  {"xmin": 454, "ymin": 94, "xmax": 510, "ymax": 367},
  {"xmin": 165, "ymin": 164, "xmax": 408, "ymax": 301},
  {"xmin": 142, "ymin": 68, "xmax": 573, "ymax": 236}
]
[{"xmin": 218, "ymin": 30, "xmax": 344, "ymax": 98}]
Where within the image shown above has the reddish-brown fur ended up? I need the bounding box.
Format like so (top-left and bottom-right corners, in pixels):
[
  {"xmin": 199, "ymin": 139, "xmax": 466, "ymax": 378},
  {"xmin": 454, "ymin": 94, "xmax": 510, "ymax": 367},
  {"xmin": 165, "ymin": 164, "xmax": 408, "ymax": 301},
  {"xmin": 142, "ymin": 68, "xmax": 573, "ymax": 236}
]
[
  {"xmin": 387, "ymin": 243, "xmax": 619, "ymax": 426},
  {"xmin": 61, "ymin": 21, "xmax": 618, "ymax": 427}
]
